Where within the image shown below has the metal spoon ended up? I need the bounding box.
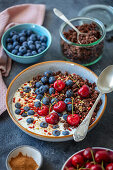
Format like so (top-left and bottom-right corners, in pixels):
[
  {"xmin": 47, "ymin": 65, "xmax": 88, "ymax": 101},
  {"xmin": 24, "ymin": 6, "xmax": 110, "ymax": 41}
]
[
  {"xmin": 73, "ymin": 65, "xmax": 113, "ymax": 142},
  {"xmin": 53, "ymin": 8, "xmax": 87, "ymax": 44}
]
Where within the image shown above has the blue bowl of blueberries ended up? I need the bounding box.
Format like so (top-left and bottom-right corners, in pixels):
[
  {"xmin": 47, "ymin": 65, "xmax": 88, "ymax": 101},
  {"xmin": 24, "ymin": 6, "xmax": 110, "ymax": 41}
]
[{"xmin": 1, "ymin": 23, "xmax": 52, "ymax": 64}]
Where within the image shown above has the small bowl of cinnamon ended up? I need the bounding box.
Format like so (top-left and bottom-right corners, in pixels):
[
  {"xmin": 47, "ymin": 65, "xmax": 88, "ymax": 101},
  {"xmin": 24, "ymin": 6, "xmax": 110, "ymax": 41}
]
[{"xmin": 6, "ymin": 145, "xmax": 43, "ymax": 170}]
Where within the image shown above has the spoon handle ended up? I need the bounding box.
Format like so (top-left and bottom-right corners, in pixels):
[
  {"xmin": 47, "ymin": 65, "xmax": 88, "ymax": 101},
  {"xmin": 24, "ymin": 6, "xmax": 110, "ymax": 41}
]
[
  {"xmin": 73, "ymin": 92, "xmax": 102, "ymax": 142},
  {"xmin": 53, "ymin": 8, "xmax": 80, "ymax": 34}
]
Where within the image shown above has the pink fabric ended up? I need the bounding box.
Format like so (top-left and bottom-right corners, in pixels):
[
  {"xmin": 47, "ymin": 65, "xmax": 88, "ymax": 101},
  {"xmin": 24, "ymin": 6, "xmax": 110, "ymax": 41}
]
[{"xmin": 0, "ymin": 4, "xmax": 46, "ymax": 115}]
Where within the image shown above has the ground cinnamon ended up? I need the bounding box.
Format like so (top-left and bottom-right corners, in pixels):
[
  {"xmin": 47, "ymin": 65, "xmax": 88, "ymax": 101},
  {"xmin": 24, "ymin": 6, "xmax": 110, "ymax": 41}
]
[{"xmin": 9, "ymin": 152, "xmax": 39, "ymax": 170}]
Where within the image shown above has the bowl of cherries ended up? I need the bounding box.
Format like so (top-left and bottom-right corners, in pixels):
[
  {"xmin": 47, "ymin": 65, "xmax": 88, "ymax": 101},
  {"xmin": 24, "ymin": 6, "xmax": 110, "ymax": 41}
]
[{"xmin": 62, "ymin": 147, "xmax": 113, "ymax": 170}]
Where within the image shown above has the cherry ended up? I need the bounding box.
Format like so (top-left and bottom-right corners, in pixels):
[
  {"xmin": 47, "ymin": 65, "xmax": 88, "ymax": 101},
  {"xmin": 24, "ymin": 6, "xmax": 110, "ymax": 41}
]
[
  {"xmin": 67, "ymin": 114, "xmax": 80, "ymax": 126},
  {"xmin": 45, "ymin": 112, "xmax": 59, "ymax": 125},
  {"xmin": 72, "ymin": 154, "xmax": 84, "ymax": 168},
  {"xmin": 85, "ymin": 162, "xmax": 94, "ymax": 168},
  {"xmin": 83, "ymin": 147, "xmax": 93, "ymax": 160},
  {"xmin": 95, "ymin": 150, "xmax": 110, "ymax": 163},
  {"xmin": 67, "ymin": 167, "xmax": 75, "ymax": 170},
  {"xmin": 38, "ymin": 105, "xmax": 49, "ymax": 116},
  {"xmin": 53, "ymin": 101, "xmax": 66, "ymax": 113},
  {"xmin": 106, "ymin": 163, "xmax": 113, "ymax": 170},
  {"xmin": 54, "ymin": 80, "xmax": 65, "ymax": 92},
  {"xmin": 109, "ymin": 152, "xmax": 113, "ymax": 162},
  {"xmin": 78, "ymin": 85, "xmax": 90, "ymax": 98},
  {"xmin": 90, "ymin": 164, "xmax": 102, "ymax": 170}
]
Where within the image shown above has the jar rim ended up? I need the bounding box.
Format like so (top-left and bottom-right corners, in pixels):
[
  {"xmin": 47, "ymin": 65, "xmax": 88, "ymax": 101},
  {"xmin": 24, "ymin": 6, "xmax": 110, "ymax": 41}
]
[{"xmin": 59, "ymin": 17, "xmax": 106, "ymax": 47}]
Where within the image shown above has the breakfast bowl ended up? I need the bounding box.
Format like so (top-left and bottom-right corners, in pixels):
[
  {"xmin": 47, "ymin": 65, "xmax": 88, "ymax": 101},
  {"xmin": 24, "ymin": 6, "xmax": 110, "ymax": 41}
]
[
  {"xmin": 61, "ymin": 147, "xmax": 113, "ymax": 170},
  {"xmin": 60, "ymin": 17, "xmax": 106, "ymax": 66},
  {"xmin": 1, "ymin": 23, "xmax": 52, "ymax": 64},
  {"xmin": 6, "ymin": 145, "xmax": 43, "ymax": 170},
  {"xmin": 6, "ymin": 61, "xmax": 107, "ymax": 142}
]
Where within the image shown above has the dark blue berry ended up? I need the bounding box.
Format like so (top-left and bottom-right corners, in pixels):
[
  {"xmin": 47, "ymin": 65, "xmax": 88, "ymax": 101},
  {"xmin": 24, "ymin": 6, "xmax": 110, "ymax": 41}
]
[
  {"xmin": 44, "ymin": 71, "xmax": 53, "ymax": 77},
  {"xmin": 12, "ymin": 49, "xmax": 18, "ymax": 55},
  {"xmin": 52, "ymin": 130, "xmax": 60, "ymax": 136},
  {"xmin": 49, "ymin": 76, "xmax": 56, "ymax": 84},
  {"xmin": 40, "ymin": 35, "xmax": 47, "ymax": 42},
  {"xmin": 66, "ymin": 80, "xmax": 73, "ymax": 87},
  {"xmin": 35, "ymin": 88, "xmax": 41, "ymax": 95},
  {"xmin": 40, "ymin": 121, "xmax": 48, "ymax": 128},
  {"xmin": 26, "ymin": 118, "xmax": 34, "ymax": 124},
  {"xmin": 12, "ymin": 34, "xmax": 19, "ymax": 41},
  {"xmin": 19, "ymin": 36, "xmax": 26, "ymax": 43},
  {"xmin": 15, "ymin": 109, "xmax": 21, "ymax": 115},
  {"xmin": 27, "ymin": 30, "xmax": 33, "ymax": 36},
  {"xmin": 62, "ymin": 131, "xmax": 69, "ymax": 136},
  {"xmin": 24, "ymin": 53, "xmax": 32, "ymax": 56},
  {"xmin": 13, "ymin": 41, "xmax": 19, "ymax": 48},
  {"xmin": 35, "ymin": 82, "xmax": 43, "ymax": 88},
  {"xmin": 23, "ymin": 86, "xmax": 31, "ymax": 93},
  {"xmin": 43, "ymin": 85, "xmax": 49, "ymax": 93},
  {"xmin": 64, "ymin": 98, "xmax": 72, "ymax": 104},
  {"xmin": 32, "ymin": 51, "xmax": 37, "ymax": 55},
  {"xmin": 36, "ymin": 94, "xmax": 43, "ymax": 100},
  {"xmin": 15, "ymin": 45, "xmax": 20, "ymax": 50},
  {"xmin": 19, "ymin": 32, "xmax": 26, "ymax": 37},
  {"xmin": 52, "ymin": 125, "xmax": 59, "ymax": 129},
  {"xmin": 38, "ymin": 48, "xmax": 44, "ymax": 53},
  {"xmin": 19, "ymin": 46, "xmax": 27, "ymax": 54},
  {"xmin": 44, "ymin": 85, "xmax": 49, "ymax": 91},
  {"xmin": 51, "ymin": 98, "xmax": 58, "ymax": 105},
  {"xmin": 35, "ymin": 41, "xmax": 41, "ymax": 45},
  {"xmin": 21, "ymin": 29, "xmax": 27, "ymax": 35},
  {"xmin": 17, "ymin": 52, "xmax": 23, "ymax": 56},
  {"xmin": 15, "ymin": 102, "xmax": 21, "ymax": 109},
  {"xmin": 36, "ymin": 44, "xmax": 41, "ymax": 50},
  {"xmin": 66, "ymin": 90, "xmax": 73, "ymax": 97},
  {"xmin": 9, "ymin": 31, "xmax": 17, "ymax": 37},
  {"xmin": 24, "ymin": 106, "xmax": 30, "ymax": 111},
  {"xmin": 29, "ymin": 44, "xmax": 35, "ymax": 50},
  {"xmin": 21, "ymin": 112, "xmax": 28, "ymax": 117},
  {"xmin": 28, "ymin": 41, "xmax": 33, "ymax": 46},
  {"xmin": 42, "ymin": 97, "xmax": 50, "ymax": 105},
  {"xmin": 34, "ymin": 101, "xmax": 41, "ymax": 108},
  {"xmin": 57, "ymin": 112, "xmax": 62, "ymax": 117},
  {"xmin": 27, "ymin": 110, "xmax": 35, "ymax": 115},
  {"xmin": 6, "ymin": 38, "xmax": 12, "ymax": 43},
  {"xmin": 67, "ymin": 104, "xmax": 73, "ymax": 112},
  {"xmin": 7, "ymin": 44, "xmax": 13, "ymax": 52},
  {"xmin": 22, "ymin": 41, "xmax": 28, "ymax": 47},
  {"xmin": 63, "ymin": 114, "xmax": 68, "ymax": 121},
  {"xmin": 37, "ymin": 35, "xmax": 41, "ymax": 40},
  {"xmin": 41, "ymin": 77, "xmax": 48, "ymax": 84},
  {"xmin": 29, "ymin": 34, "xmax": 37, "ymax": 41},
  {"xmin": 49, "ymin": 87, "xmax": 55, "ymax": 95}
]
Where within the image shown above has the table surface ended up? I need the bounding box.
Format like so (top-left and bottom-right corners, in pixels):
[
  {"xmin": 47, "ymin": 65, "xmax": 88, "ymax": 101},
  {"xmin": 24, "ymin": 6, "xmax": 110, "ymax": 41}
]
[{"xmin": 1, "ymin": 0, "xmax": 113, "ymax": 169}]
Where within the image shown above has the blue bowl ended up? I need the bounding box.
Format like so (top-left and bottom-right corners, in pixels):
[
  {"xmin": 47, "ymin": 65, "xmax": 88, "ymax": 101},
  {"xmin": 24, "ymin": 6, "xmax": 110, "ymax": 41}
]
[{"xmin": 1, "ymin": 24, "xmax": 52, "ymax": 64}]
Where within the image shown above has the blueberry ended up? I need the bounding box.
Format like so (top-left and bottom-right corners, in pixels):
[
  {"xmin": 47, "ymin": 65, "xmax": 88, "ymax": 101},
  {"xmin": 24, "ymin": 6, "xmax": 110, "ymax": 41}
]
[
  {"xmin": 12, "ymin": 34, "xmax": 19, "ymax": 41},
  {"xmin": 27, "ymin": 110, "xmax": 35, "ymax": 115},
  {"xmin": 21, "ymin": 29, "xmax": 27, "ymax": 35},
  {"xmin": 15, "ymin": 45, "xmax": 20, "ymax": 50},
  {"xmin": 49, "ymin": 76, "xmax": 56, "ymax": 84},
  {"xmin": 41, "ymin": 77, "xmax": 48, "ymax": 84},
  {"xmin": 34, "ymin": 101, "xmax": 41, "ymax": 108},
  {"xmin": 40, "ymin": 35, "xmax": 47, "ymax": 42},
  {"xmin": 27, "ymin": 30, "xmax": 33, "ymax": 36},
  {"xmin": 29, "ymin": 44, "xmax": 35, "ymax": 50},
  {"xmin": 32, "ymin": 51, "xmax": 37, "ymax": 55},
  {"xmin": 19, "ymin": 46, "xmax": 27, "ymax": 54},
  {"xmin": 24, "ymin": 106, "xmax": 30, "ymax": 111},
  {"xmin": 66, "ymin": 80, "xmax": 73, "ymax": 87},
  {"xmin": 37, "ymin": 35, "xmax": 41, "ymax": 40},
  {"xmin": 67, "ymin": 104, "xmax": 73, "ymax": 112},
  {"xmin": 36, "ymin": 94, "xmax": 43, "ymax": 100},
  {"xmin": 43, "ymin": 85, "xmax": 49, "ymax": 93},
  {"xmin": 38, "ymin": 48, "xmax": 44, "ymax": 53},
  {"xmin": 26, "ymin": 118, "xmax": 34, "ymax": 124},
  {"xmin": 36, "ymin": 44, "xmax": 41, "ymax": 50},
  {"xmin": 27, "ymin": 50, "xmax": 31, "ymax": 53},
  {"xmin": 64, "ymin": 98, "xmax": 72, "ymax": 104},
  {"xmin": 62, "ymin": 131, "xmax": 69, "ymax": 136},
  {"xmin": 24, "ymin": 53, "xmax": 32, "ymax": 56},
  {"xmin": 44, "ymin": 71, "xmax": 53, "ymax": 77},
  {"xmin": 44, "ymin": 85, "xmax": 49, "ymax": 90},
  {"xmin": 35, "ymin": 88, "xmax": 41, "ymax": 95},
  {"xmin": 15, "ymin": 109, "xmax": 21, "ymax": 115},
  {"xmin": 28, "ymin": 41, "xmax": 33, "ymax": 46},
  {"xmin": 19, "ymin": 36, "xmax": 26, "ymax": 43},
  {"xmin": 66, "ymin": 90, "xmax": 73, "ymax": 97},
  {"xmin": 40, "ymin": 121, "xmax": 48, "ymax": 128},
  {"xmin": 49, "ymin": 87, "xmax": 55, "ymax": 95},
  {"xmin": 17, "ymin": 52, "xmax": 23, "ymax": 56},
  {"xmin": 51, "ymin": 98, "xmax": 58, "ymax": 105},
  {"xmin": 29, "ymin": 34, "xmax": 37, "ymax": 41},
  {"xmin": 13, "ymin": 41, "xmax": 19, "ymax": 48},
  {"xmin": 15, "ymin": 102, "xmax": 21, "ymax": 109},
  {"xmin": 41, "ymin": 42, "xmax": 47, "ymax": 47},
  {"xmin": 52, "ymin": 130, "xmax": 60, "ymax": 136},
  {"xmin": 9, "ymin": 31, "xmax": 17, "ymax": 37},
  {"xmin": 19, "ymin": 32, "xmax": 26, "ymax": 37},
  {"xmin": 6, "ymin": 38, "xmax": 12, "ymax": 43},
  {"xmin": 7, "ymin": 44, "xmax": 13, "ymax": 52},
  {"xmin": 21, "ymin": 112, "xmax": 28, "ymax": 117},
  {"xmin": 57, "ymin": 112, "xmax": 62, "ymax": 117},
  {"xmin": 23, "ymin": 86, "xmax": 31, "ymax": 93},
  {"xmin": 22, "ymin": 41, "xmax": 28, "ymax": 47},
  {"xmin": 63, "ymin": 114, "xmax": 68, "ymax": 121},
  {"xmin": 36, "ymin": 82, "xmax": 43, "ymax": 88},
  {"xmin": 52, "ymin": 125, "xmax": 59, "ymax": 129},
  {"xmin": 42, "ymin": 97, "xmax": 50, "ymax": 105},
  {"xmin": 12, "ymin": 49, "xmax": 18, "ymax": 55},
  {"xmin": 35, "ymin": 41, "xmax": 41, "ymax": 45}
]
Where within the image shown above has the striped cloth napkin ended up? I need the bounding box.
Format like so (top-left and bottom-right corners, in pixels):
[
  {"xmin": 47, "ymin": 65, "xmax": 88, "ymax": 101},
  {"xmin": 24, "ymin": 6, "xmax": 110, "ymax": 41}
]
[{"xmin": 0, "ymin": 3, "xmax": 45, "ymax": 115}]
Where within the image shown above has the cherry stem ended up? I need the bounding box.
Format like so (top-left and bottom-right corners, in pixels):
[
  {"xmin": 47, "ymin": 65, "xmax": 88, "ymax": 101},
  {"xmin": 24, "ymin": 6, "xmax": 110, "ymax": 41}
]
[
  {"xmin": 72, "ymin": 97, "xmax": 74, "ymax": 115},
  {"xmin": 49, "ymin": 103, "xmax": 52, "ymax": 114},
  {"xmin": 101, "ymin": 161, "xmax": 105, "ymax": 170},
  {"xmin": 68, "ymin": 76, "xmax": 80, "ymax": 88},
  {"xmin": 57, "ymin": 80, "xmax": 59, "ymax": 87},
  {"xmin": 91, "ymin": 149, "xmax": 96, "ymax": 165}
]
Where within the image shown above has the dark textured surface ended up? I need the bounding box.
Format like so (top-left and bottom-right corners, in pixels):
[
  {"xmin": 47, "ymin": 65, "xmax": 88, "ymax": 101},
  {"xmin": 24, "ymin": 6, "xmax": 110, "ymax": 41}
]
[{"xmin": 0, "ymin": 0, "xmax": 113, "ymax": 170}]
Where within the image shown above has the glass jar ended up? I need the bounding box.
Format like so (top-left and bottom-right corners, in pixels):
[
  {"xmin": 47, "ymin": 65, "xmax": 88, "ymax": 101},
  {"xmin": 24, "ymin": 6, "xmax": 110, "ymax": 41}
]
[{"xmin": 60, "ymin": 17, "xmax": 106, "ymax": 66}]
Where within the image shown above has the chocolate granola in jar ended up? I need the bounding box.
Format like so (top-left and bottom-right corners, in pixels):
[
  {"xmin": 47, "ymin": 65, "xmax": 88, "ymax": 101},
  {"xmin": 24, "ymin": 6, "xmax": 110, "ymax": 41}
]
[{"xmin": 60, "ymin": 17, "xmax": 106, "ymax": 66}]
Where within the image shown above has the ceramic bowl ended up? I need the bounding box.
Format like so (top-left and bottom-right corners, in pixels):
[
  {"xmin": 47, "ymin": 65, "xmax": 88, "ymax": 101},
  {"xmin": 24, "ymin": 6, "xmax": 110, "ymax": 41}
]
[
  {"xmin": 6, "ymin": 145, "xmax": 43, "ymax": 170},
  {"xmin": 6, "ymin": 61, "xmax": 107, "ymax": 142},
  {"xmin": 61, "ymin": 147, "xmax": 113, "ymax": 170},
  {"xmin": 1, "ymin": 23, "xmax": 52, "ymax": 64}
]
